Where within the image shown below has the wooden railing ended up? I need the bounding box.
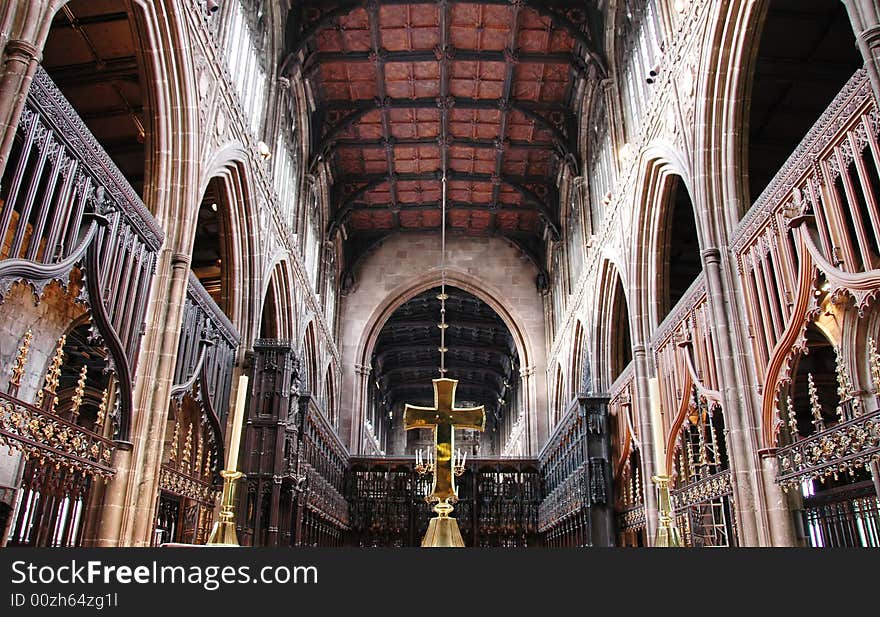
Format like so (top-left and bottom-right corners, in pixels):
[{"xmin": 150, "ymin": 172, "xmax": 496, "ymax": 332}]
[
  {"xmin": 537, "ymin": 394, "xmax": 613, "ymax": 546},
  {"xmin": 731, "ymin": 69, "xmax": 875, "ymax": 394},
  {"xmin": 776, "ymin": 408, "xmax": 880, "ymax": 492},
  {"xmin": 0, "ymin": 391, "xmax": 115, "ymax": 479},
  {"xmin": 173, "ymin": 274, "xmax": 240, "ymax": 429},
  {"xmin": 346, "ymin": 457, "xmax": 540, "ymax": 547},
  {"xmin": 300, "ymin": 395, "xmax": 350, "ymax": 540},
  {"xmin": 651, "ymin": 274, "xmax": 714, "ymax": 449}
]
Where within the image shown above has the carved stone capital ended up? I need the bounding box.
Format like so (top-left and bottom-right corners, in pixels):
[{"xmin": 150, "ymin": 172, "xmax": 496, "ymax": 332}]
[{"xmin": 4, "ymin": 39, "xmax": 42, "ymax": 63}]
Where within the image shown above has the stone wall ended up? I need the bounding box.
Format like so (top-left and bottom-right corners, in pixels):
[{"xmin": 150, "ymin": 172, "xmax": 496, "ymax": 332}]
[{"xmin": 338, "ymin": 233, "xmax": 549, "ymax": 454}]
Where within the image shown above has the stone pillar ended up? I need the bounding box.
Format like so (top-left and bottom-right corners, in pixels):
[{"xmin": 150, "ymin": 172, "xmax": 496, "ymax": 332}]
[
  {"xmin": 702, "ymin": 248, "xmax": 764, "ymax": 546},
  {"xmin": 520, "ymin": 365, "xmax": 537, "ymax": 455},
  {"xmin": 758, "ymin": 449, "xmax": 799, "ymax": 546},
  {"xmin": 0, "ymin": 1, "xmax": 66, "ymax": 178},
  {"xmin": 842, "ymin": 0, "xmax": 880, "ymax": 102},
  {"xmin": 353, "ymin": 363, "xmax": 371, "ymax": 454},
  {"xmin": 391, "ymin": 403, "xmax": 407, "ymax": 456},
  {"xmin": 0, "ymin": 38, "xmax": 40, "ymax": 176},
  {"xmin": 92, "ymin": 442, "xmax": 134, "ymax": 547},
  {"xmin": 631, "ymin": 344, "xmax": 659, "ymax": 543},
  {"xmin": 125, "ymin": 252, "xmax": 192, "ymax": 546}
]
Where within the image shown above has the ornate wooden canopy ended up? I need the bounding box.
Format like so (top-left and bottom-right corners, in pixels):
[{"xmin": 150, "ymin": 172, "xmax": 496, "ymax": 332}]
[
  {"xmin": 372, "ymin": 286, "xmax": 517, "ymax": 422},
  {"xmin": 285, "ymin": 0, "xmax": 605, "ymax": 283}
]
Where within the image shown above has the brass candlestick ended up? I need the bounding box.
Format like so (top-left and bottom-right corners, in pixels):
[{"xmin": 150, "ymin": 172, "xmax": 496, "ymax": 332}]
[
  {"xmin": 652, "ymin": 474, "xmax": 682, "ymax": 547},
  {"xmin": 206, "ymin": 470, "xmax": 244, "ymax": 546}
]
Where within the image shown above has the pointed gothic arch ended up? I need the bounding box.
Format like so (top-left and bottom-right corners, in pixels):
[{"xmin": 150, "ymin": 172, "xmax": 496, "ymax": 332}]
[
  {"xmin": 194, "ymin": 153, "xmax": 260, "ymax": 339},
  {"xmin": 594, "ymin": 260, "xmax": 634, "ymax": 392},
  {"xmin": 302, "ymin": 320, "xmax": 320, "ymax": 396}
]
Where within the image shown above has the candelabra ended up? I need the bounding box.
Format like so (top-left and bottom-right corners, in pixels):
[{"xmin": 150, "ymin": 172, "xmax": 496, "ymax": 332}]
[
  {"xmin": 414, "ymin": 448, "xmax": 434, "ymax": 475},
  {"xmin": 414, "ymin": 448, "xmax": 467, "ymax": 478},
  {"xmin": 453, "ymin": 448, "xmax": 467, "ymax": 477}
]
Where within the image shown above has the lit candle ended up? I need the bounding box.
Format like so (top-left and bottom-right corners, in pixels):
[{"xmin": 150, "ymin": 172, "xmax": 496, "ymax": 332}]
[
  {"xmin": 226, "ymin": 375, "xmax": 249, "ymax": 472},
  {"xmin": 648, "ymin": 377, "xmax": 667, "ymax": 474}
]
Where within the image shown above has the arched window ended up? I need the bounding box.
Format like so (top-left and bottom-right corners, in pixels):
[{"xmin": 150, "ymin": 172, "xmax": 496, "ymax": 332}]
[
  {"xmin": 324, "ymin": 368, "xmax": 336, "ymax": 428},
  {"xmin": 273, "ymin": 84, "xmax": 300, "ymax": 232},
  {"xmin": 566, "ymin": 182, "xmax": 586, "ymax": 286},
  {"xmin": 219, "ymin": 0, "xmax": 271, "ymax": 135},
  {"xmin": 615, "ymin": 0, "xmax": 665, "ymax": 139}
]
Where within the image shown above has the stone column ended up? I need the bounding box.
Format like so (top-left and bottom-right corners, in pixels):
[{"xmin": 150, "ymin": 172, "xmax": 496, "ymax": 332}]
[
  {"xmin": 0, "ymin": 1, "xmax": 66, "ymax": 178},
  {"xmin": 520, "ymin": 365, "xmax": 537, "ymax": 455},
  {"xmin": 353, "ymin": 363, "xmax": 371, "ymax": 454},
  {"xmin": 92, "ymin": 442, "xmax": 134, "ymax": 547},
  {"xmin": 125, "ymin": 252, "xmax": 192, "ymax": 546},
  {"xmin": 758, "ymin": 448, "xmax": 799, "ymax": 546},
  {"xmin": 842, "ymin": 0, "xmax": 880, "ymax": 102},
  {"xmin": 702, "ymin": 248, "xmax": 764, "ymax": 546},
  {"xmin": 0, "ymin": 38, "xmax": 39, "ymax": 176},
  {"xmin": 631, "ymin": 344, "xmax": 659, "ymax": 543}
]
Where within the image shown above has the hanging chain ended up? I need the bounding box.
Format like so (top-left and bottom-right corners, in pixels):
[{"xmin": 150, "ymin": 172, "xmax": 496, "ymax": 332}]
[{"xmin": 438, "ymin": 169, "xmax": 449, "ymax": 376}]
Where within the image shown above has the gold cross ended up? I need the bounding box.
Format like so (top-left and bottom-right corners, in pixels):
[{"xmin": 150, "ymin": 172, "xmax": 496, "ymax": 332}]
[{"xmin": 404, "ymin": 378, "xmax": 485, "ymax": 502}]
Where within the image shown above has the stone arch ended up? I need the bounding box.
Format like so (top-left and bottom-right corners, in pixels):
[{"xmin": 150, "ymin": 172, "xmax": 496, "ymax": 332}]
[
  {"xmin": 193, "ymin": 149, "xmax": 261, "ymax": 343},
  {"xmin": 259, "ymin": 259, "xmax": 296, "ymax": 341},
  {"xmin": 631, "ymin": 147, "xmax": 702, "ymax": 334},
  {"xmin": 693, "ymin": 0, "xmax": 862, "ymax": 243},
  {"xmin": 350, "ymin": 267, "xmax": 541, "ymax": 454},
  {"xmin": 569, "ymin": 319, "xmax": 588, "ymax": 399},
  {"xmin": 302, "ymin": 320, "xmax": 319, "ymax": 396},
  {"xmin": 551, "ymin": 362, "xmax": 566, "ymax": 430},
  {"xmin": 593, "ymin": 259, "xmax": 634, "ymax": 393}
]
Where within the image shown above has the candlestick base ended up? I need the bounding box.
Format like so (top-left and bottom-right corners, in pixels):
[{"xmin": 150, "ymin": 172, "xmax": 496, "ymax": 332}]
[
  {"xmin": 207, "ymin": 470, "xmax": 244, "ymax": 547},
  {"xmin": 421, "ymin": 500, "xmax": 465, "ymax": 547},
  {"xmin": 651, "ymin": 474, "xmax": 682, "ymax": 548}
]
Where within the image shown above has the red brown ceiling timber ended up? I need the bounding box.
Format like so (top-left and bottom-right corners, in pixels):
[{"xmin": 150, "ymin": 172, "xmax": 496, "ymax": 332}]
[{"xmin": 285, "ymin": 1, "xmax": 605, "ymax": 283}]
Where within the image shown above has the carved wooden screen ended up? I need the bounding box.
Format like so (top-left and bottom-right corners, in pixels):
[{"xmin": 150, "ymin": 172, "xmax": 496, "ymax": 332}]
[
  {"xmin": 3, "ymin": 330, "xmax": 115, "ymax": 546},
  {"xmin": 731, "ymin": 69, "xmax": 880, "ymax": 547},
  {"xmin": 0, "ymin": 67, "xmax": 162, "ymax": 545},
  {"xmin": 346, "ymin": 457, "xmax": 540, "ymax": 547},
  {"xmin": 154, "ymin": 275, "xmax": 239, "ymax": 546}
]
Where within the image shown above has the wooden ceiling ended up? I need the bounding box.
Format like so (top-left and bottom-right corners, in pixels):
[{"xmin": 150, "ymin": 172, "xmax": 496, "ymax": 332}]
[
  {"xmin": 288, "ymin": 1, "xmax": 605, "ymax": 279},
  {"xmin": 372, "ymin": 286, "xmax": 518, "ymax": 423},
  {"xmin": 42, "ymin": 0, "xmax": 146, "ymax": 196}
]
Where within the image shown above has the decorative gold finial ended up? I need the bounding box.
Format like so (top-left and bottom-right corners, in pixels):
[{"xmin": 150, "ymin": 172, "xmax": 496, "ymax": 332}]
[
  {"xmin": 808, "ymin": 373, "xmax": 824, "ymax": 433},
  {"xmin": 41, "ymin": 335, "xmax": 66, "ymax": 412},
  {"xmin": 169, "ymin": 418, "xmax": 180, "ymax": 464},
  {"xmin": 70, "ymin": 365, "xmax": 88, "ymax": 422},
  {"xmin": 707, "ymin": 408, "xmax": 721, "ymax": 467},
  {"xmin": 182, "ymin": 423, "xmax": 194, "ymax": 474},
  {"xmin": 634, "ymin": 460, "xmax": 642, "ymax": 504},
  {"xmin": 94, "ymin": 386, "xmax": 110, "ymax": 432},
  {"xmin": 9, "ymin": 329, "xmax": 33, "ymax": 395},
  {"xmin": 833, "ymin": 346, "xmax": 856, "ymax": 421},
  {"xmin": 869, "ymin": 337, "xmax": 880, "ymax": 393},
  {"xmin": 785, "ymin": 395, "xmax": 800, "ymax": 440},
  {"xmin": 195, "ymin": 429, "xmax": 204, "ymax": 480}
]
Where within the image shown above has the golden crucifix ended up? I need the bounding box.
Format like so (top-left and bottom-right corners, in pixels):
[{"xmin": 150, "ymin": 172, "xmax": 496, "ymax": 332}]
[{"xmin": 404, "ymin": 377, "xmax": 485, "ymax": 546}]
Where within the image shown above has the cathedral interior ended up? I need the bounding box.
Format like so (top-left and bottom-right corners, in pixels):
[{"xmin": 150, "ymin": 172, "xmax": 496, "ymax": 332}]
[{"xmin": 1, "ymin": 0, "xmax": 880, "ymax": 548}]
